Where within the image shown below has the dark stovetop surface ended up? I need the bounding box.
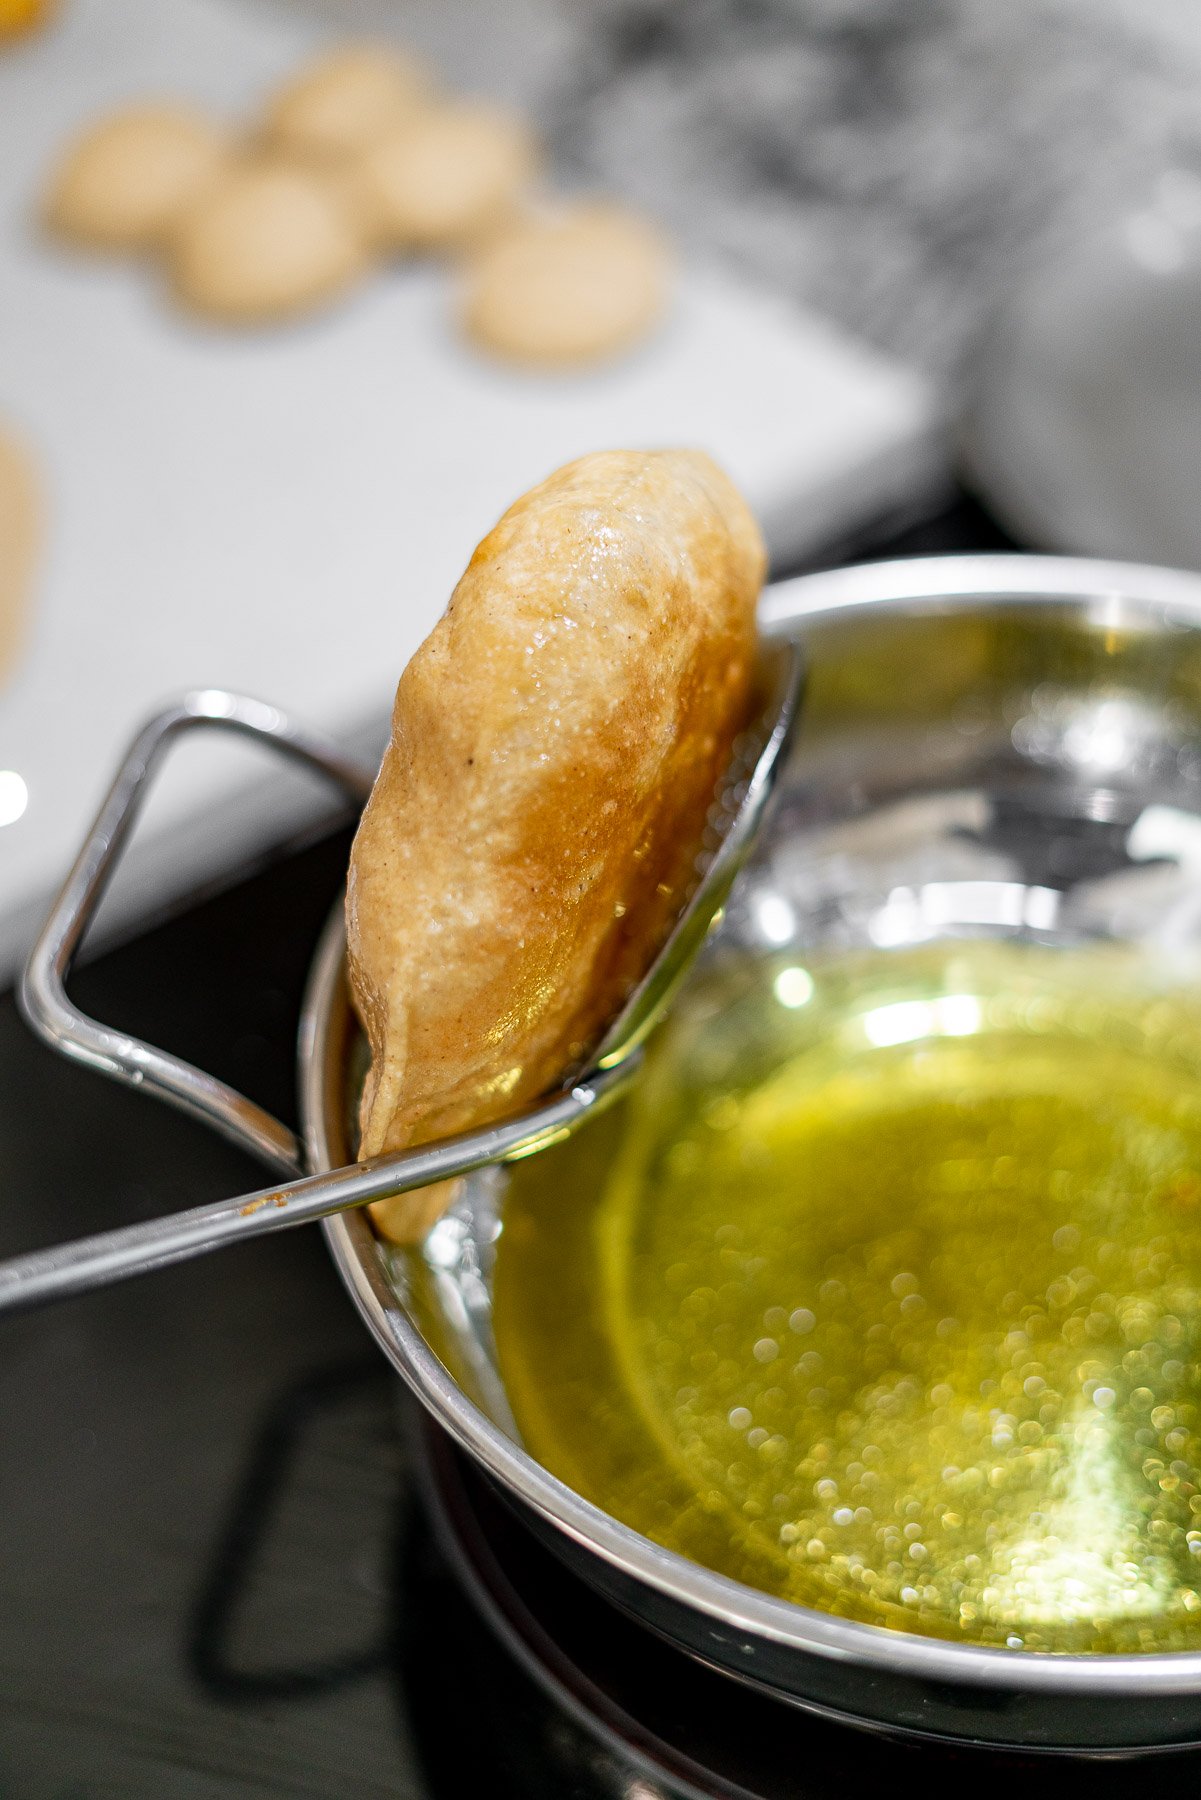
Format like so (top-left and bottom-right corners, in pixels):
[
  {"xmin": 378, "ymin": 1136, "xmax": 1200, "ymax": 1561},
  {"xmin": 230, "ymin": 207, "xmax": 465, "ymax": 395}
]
[{"xmin": 4, "ymin": 496, "xmax": 1123, "ymax": 1800}]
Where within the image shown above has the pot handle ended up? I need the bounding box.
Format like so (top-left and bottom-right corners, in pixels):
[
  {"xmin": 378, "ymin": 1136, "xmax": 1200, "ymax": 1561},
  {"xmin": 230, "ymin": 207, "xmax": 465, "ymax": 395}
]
[
  {"xmin": 4, "ymin": 688, "xmax": 629, "ymax": 1315},
  {"xmin": 19, "ymin": 690, "xmax": 376, "ymax": 1177}
]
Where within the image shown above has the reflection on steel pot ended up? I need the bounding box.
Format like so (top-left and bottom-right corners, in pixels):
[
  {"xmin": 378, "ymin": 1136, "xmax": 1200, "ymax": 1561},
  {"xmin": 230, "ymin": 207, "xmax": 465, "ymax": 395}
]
[
  {"xmin": 965, "ymin": 169, "xmax": 1201, "ymax": 569},
  {"xmin": 316, "ymin": 555, "xmax": 1201, "ymax": 1754},
  {"xmin": 28, "ymin": 554, "xmax": 1201, "ymax": 1752}
]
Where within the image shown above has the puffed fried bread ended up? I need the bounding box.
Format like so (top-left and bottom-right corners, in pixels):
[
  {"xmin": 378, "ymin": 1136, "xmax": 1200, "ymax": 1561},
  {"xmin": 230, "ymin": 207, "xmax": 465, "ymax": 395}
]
[{"xmin": 347, "ymin": 448, "xmax": 765, "ymax": 1240}]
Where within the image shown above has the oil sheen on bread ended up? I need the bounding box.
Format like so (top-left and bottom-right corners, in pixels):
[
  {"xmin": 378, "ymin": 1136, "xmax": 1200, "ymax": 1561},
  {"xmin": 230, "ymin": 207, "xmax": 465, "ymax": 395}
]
[{"xmin": 346, "ymin": 447, "xmax": 765, "ymax": 1240}]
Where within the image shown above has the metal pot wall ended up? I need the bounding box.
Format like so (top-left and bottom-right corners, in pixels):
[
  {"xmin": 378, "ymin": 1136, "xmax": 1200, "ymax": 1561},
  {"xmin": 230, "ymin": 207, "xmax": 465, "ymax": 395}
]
[
  {"xmin": 311, "ymin": 554, "xmax": 1201, "ymax": 1754},
  {"xmin": 22, "ymin": 552, "xmax": 1201, "ymax": 1753}
]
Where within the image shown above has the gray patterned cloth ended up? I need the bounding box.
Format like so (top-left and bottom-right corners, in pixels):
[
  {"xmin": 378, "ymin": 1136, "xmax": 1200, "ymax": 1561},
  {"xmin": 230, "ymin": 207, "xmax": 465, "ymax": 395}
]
[{"xmin": 545, "ymin": 0, "xmax": 1201, "ymax": 385}]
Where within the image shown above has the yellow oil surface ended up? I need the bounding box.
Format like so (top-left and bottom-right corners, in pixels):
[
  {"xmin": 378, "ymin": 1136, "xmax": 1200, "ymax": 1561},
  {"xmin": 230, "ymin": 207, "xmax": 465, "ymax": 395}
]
[{"xmin": 493, "ymin": 940, "xmax": 1201, "ymax": 1652}]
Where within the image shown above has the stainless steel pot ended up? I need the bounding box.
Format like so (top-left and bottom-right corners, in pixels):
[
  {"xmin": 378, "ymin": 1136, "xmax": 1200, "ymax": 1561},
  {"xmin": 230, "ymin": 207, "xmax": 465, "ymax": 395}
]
[{"xmin": 27, "ymin": 553, "xmax": 1201, "ymax": 1754}]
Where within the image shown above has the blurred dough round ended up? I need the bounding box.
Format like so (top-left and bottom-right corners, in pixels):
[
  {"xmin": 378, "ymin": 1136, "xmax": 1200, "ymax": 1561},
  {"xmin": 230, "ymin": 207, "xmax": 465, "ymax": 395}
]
[
  {"xmin": 45, "ymin": 105, "xmax": 230, "ymax": 251},
  {"xmin": 0, "ymin": 428, "xmax": 41, "ymax": 692},
  {"xmin": 265, "ymin": 45, "xmax": 433, "ymax": 159},
  {"xmin": 170, "ymin": 161, "xmax": 368, "ymax": 324},
  {"xmin": 353, "ymin": 101, "xmax": 538, "ymax": 250},
  {"xmin": 462, "ymin": 203, "xmax": 671, "ymax": 367}
]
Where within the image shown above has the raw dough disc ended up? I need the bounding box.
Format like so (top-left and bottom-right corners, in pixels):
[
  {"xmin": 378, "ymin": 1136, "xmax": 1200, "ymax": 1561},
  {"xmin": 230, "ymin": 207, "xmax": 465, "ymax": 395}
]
[
  {"xmin": 352, "ymin": 101, "xmax": 538, "ymax": 250},
  {"xmin": 44, "ymin": 105, "xmax": 230, "ymax": 252},
  {"xmin": 169, "ymin": 160, "xmax": 369, "ymax": 324},
  {"xmin": 462, "ymin": 203, "xmax": 671, "ymax": 368},
  {"xmin": 265, "ymin": 45, "xmax": 434, "ymax": 160},
  {"xmin": 0, "ymin": 429, "xmax": 41, "ymax": 693}
]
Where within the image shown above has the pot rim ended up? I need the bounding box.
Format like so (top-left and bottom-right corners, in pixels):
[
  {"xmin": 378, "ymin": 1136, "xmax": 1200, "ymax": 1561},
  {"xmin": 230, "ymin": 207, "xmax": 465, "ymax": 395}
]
[{"xmin": 310, "ymin": 551, "xmax": 1201, "ymax": 1699}]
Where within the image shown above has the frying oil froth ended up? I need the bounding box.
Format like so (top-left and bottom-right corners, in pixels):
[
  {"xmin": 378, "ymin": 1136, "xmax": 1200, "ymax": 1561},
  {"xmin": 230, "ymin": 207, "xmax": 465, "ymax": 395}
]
[{"xmin": 494, "ymin": 941, "xmax": 1201, "ymax": 1652}]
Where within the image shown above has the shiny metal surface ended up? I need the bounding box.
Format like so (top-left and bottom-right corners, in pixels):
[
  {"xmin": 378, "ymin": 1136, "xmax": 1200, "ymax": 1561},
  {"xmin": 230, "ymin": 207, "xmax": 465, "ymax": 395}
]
[
  {"xmin": 590, "ymin": 639, "xmax": 802, "ymax": 1072},
  {"xmin": 962, "ymin": 173, "xmax": 1201, "ymax": 570},
  {"xmin": 6, "ymin": 643, "xmax": 801, "ymax": 1314},
  {"xmin": 314, "ymin": 554, "xmax": 1201, "ymax": 1752},
  {"xmin": 20, "ymin": 689, "xmax": 375, "ymax": 1175},
  {"xmin": 22, "ymin": 550, "xmax": 1201, "ymax": 1746}
]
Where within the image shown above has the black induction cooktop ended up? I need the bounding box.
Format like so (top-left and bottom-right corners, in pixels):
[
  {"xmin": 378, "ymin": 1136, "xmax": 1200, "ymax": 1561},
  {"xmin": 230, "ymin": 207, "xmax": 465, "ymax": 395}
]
[{"xmin": 14, "ymin": 496, "xmax": 1184, "ymax": 1798}]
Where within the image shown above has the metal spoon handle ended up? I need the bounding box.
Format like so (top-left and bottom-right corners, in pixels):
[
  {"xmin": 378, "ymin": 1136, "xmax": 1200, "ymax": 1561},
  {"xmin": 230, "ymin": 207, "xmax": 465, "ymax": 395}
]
[
  {"xmin": 10, "ymin": 641, "xmax": 801, "ymax": 1316},
  {"xmin": 0, "ymin": 1064, "xmax": 629, "ymax": 1316}
]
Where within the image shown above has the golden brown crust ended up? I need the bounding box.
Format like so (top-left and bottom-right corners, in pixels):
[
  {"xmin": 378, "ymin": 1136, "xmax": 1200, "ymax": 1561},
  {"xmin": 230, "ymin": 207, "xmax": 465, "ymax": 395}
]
[{"xmin": 346, "ymin": 449, "xmax": 764, "ymax": 1237}]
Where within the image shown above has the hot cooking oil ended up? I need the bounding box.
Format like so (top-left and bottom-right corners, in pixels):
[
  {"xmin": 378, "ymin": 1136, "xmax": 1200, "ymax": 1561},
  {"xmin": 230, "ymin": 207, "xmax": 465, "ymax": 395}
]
[{"xmin": 492, "ymin": 939, "xmax": 1201, "ymax": 1653}]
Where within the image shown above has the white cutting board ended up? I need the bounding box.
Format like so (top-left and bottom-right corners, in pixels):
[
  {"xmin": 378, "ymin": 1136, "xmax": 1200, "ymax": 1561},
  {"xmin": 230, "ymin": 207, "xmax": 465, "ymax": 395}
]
[{"xmin": 0, "ymin": 0, "xmax": 942, "ymax": 981}]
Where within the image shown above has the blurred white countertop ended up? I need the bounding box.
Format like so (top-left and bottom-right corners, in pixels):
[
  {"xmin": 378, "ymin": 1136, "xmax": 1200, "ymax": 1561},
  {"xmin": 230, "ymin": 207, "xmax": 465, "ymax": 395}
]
[{"xmin": 0, "ymin": 0, "xmax": 944, "ymax": 980}]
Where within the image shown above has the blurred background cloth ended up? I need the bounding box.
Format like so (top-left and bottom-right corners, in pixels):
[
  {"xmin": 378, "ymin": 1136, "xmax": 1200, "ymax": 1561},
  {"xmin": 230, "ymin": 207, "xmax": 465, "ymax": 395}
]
[
  {"xmin": 276, "ymin": 0, "xmax": 1201, "ymax": 385},
  {"xmin": 552, "ymin": 0, "xmax": 1201, "ymax": 383}
]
